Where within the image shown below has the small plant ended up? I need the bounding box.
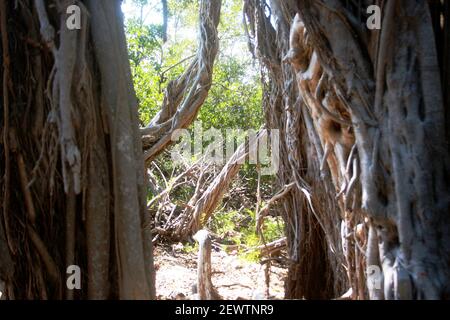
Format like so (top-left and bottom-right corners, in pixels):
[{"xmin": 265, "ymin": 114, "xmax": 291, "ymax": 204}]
[
  {"xmin": 182, "ymin": 242, "xmax": 199, "ymax": 254},
  {"xmin": 208, "ymin": 208, "xmax": 284, "ymax": 262}
]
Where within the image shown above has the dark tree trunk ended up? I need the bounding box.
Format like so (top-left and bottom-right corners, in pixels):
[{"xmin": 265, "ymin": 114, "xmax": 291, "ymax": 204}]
[
  {"xmin": 0, "ymin": 0, "xmax": 154, "ymax": 299},
  {"xmin": 245, "ymin": 0, "xmax": 347, "ymax": 299}
]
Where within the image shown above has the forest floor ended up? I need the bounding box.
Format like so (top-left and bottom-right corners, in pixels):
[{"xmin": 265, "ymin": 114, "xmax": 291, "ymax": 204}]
[{"xmin": 154, "ymin": 244, "xmax": 287, "ymax": 300}]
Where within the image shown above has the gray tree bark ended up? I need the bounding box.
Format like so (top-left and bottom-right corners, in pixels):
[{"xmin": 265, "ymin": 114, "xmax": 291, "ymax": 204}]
[{"xmin": 247, "ymin": 0, "xmax": 450, "ymax": 299}]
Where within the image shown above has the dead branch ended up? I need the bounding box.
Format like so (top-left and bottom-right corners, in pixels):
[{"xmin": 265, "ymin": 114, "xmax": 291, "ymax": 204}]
[{"xmin": 256, "ymin": 237, "xmax": 287, "ymax": 256}]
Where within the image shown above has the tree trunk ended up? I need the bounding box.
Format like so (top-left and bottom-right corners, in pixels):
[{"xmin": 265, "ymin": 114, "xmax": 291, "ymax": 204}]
[
  {"xmin": 246, "ymin": 0, "xmax": 450, "ymax": 299},
  {"xmin": 245, "ymin": 0, "xmax": 347, "ymax": 299},
  {"xmin": 0, "ymin": 0, "xmax": 154, "ymax": 299},
  {"xmin": 193, "ymin": 230, "xmax": 221, "ymax": 300}
]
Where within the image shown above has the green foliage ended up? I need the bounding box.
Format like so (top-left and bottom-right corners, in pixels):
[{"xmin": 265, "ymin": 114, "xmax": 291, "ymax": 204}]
[
  {"xmin": 182, "ymin": 242, "xmax": 199, "ymax": 254},
  {"xmin": 263, "ymin": 215, "xmax": 284, "ymax": 244},
  {"xmin": 131, "ymin": 0, "xmax": 149, "ymax": 8},
  {"xmin": 125, "ymin": 17, "xmax": 163, "ymax": 124},
  {"xmin": 239, "ymin": 209, "xmax": 284, "ymax": 262},
  {"xmin": 208, "ymin": 210, "xmax": 234, "ymax": 242},
  {"xmin": 199, "ymin": 56, "xmax": 263, "ymax": 131},
  {"xmin": 124, "ymin": 1, "xmax": 279, "ymax": 261},
  {"xmin": 208, "ymin": 208, "xmax": 284, "ymax": 262},
  {"xmin": 125, "ymin": 0, "xmax": 262, "ymax": 130}
]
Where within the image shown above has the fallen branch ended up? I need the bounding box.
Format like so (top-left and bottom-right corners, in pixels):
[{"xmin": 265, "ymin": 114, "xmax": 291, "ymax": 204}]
[
  {"xmin": 253, "ymin": 237, "xmax": 287, "ymax": 256},
  {"xmin": 185, "ymin": 130, "xmax": 267, "ymax": 237}
]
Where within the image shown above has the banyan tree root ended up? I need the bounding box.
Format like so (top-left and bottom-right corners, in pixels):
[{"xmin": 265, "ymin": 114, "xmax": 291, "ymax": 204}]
[
  {"xmin": 283, "ymin": 7, "xmax": 364, "ymax": 299},
  {"xmin": 193, "ymin": 230, "xmax": 221, "ymax": 300},
  {"xmin": 142, "ymin": 0, "xmax": 222, "ymax": 161},
  {"xmin": 293, "ymin": 0, "xmax": 450, "ymax": 299},
  {"xmin": 244, "ymin": 0, "xmax": 450, "ymax": 300},
  {"xmin": 244, "ymin": 0, "xmax": 348, "ymax": 299},
  {"xmin": 1, "ymin": 0, "xmax": 154, "ymax": 299}
]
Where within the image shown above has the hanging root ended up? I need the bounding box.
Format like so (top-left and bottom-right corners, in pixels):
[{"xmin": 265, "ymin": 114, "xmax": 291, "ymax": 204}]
[{"xmin": 143, "ymin": 0, "xmax": 222, "ymax": 161}]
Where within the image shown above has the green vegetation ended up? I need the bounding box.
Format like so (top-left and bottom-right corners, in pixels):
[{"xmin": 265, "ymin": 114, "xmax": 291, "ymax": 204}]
[
  {"xmin": 208, "ymin": 209, "xmax": 284, "ymax": 262},
  {"xmin": 125, "ymin": 0, "xmax": 262, "ymax": 129},
  {"xmin": 125, "ymin": 0, "xmax": 280, "ymax": 262}
]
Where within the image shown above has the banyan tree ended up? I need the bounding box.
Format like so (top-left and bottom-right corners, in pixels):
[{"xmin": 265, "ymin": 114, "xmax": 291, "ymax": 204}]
[
  {"xmin": 244, "ymin": 0, "xmax": 450, "ymax": 299},
  {"xmin": 0, "ymin": 0, "xmax": 221, "ymax": 299},
  {"xmin": 1, "ymin": 0, "xmax": 450, "ymax": 300}
]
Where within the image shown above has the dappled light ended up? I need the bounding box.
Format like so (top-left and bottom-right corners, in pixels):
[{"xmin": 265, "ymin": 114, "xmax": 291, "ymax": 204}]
[{"xmin": 0, "ymin": 0, "xmax": 449, "ymax": 305}]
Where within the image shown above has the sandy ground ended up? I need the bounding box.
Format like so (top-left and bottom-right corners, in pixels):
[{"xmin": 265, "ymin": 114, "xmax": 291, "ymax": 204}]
[{"xmin": 154, "ymin": 244, "xmax": 287, "ymax": 300}]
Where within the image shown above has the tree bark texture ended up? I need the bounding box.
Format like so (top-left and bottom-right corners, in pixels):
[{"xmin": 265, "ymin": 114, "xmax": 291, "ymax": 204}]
[
  {"xmin": 142, "ymin": 0, "xmax": 222, "ymax": 162},
  {"xmin": 246, "ymin": 0, "xmax": 450, "ymax": 299},
  {"xmin": 245, "ymin": 0, "xmax": 348, "ymax": 299},
  {"xmin": 0, "ymin": 0, "xmax": 154, "ymax": 299},
  {"xmin": 194, "ymin": 229, "xmax": 221, "ymax": 300}
]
